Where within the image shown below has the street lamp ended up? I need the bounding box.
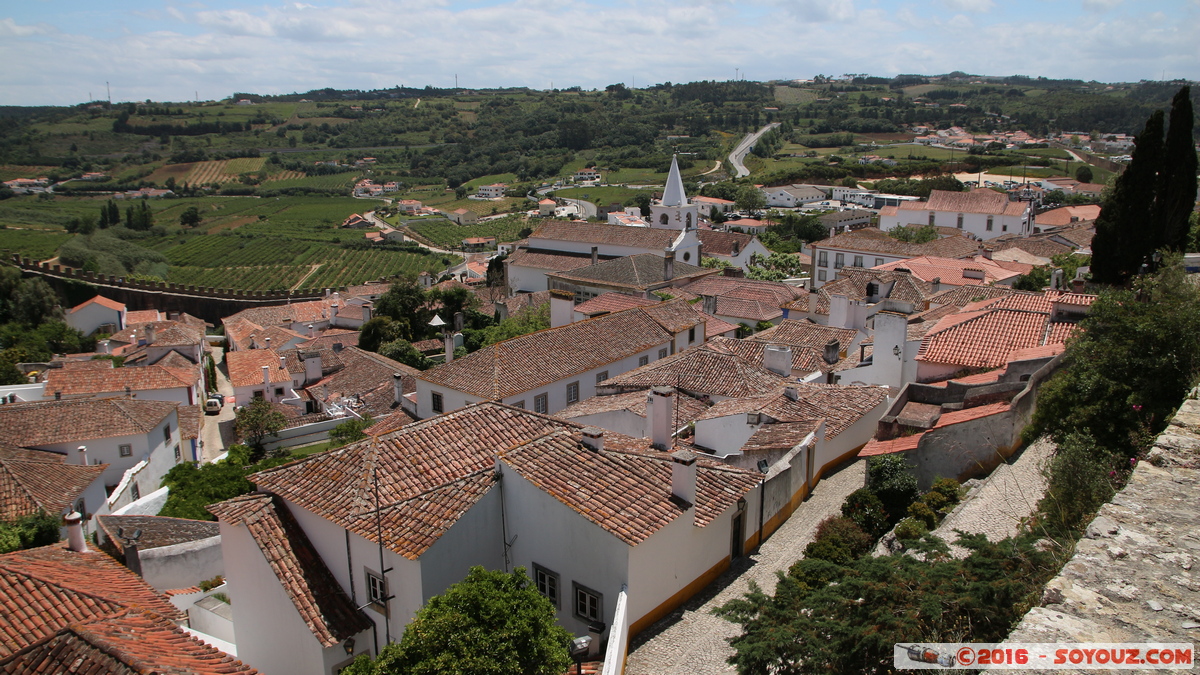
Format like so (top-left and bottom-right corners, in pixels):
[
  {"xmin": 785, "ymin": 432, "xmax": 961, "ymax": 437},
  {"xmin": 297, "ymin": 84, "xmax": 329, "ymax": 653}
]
[{"xmin": 569, "ymin": 636, "xmax": 592, "ymax": 675}]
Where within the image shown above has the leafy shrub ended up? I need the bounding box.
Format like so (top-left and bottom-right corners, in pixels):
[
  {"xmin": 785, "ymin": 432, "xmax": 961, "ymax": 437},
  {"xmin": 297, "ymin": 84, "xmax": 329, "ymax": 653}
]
[
  {"xmin": 803, "ymin": 516, "xmax": 872, "ymax": 564},
  {"xmin": 0, "ymin": 511, "xmax": 61, "ymax": 554},
  {"xmin": 840, "ymin": 488, "xmax": 889, "ymax": 539},
  {"xmin": 893, "ymin": 517, "xmax": 927, "ymax": 542},
  {"xmin": 1036, "ymin": 432, "xmax": 1118, "ymax": 536},
  {"xmin": 199, "ymin": 575, "xmax": 225, "ymax": 592},
  {"xmin": 867, "ymin": 455, "xmax": 919, "ymax": 523},
  {"xmin": 906, "ymin": 501, "xmax": 938, "ymax": 530},
  {"xmin": 929, "ymin": 477, "xmax": 963, "ymax": 505},
  {"xmin": 920, "ymin": 490, "xmax": 949, "ymax": 514}
]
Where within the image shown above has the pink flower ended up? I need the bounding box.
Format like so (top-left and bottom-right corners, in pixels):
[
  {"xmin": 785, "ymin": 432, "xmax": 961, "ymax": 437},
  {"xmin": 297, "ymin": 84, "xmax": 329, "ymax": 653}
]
[{"xmin": 1132, "ymin": 404, "xmax": 1143, "ymax": 412}]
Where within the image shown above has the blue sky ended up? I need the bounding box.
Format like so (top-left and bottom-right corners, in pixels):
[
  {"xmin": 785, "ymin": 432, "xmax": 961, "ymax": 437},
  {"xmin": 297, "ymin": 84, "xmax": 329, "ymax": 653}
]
[{"xmin": 2, "ymin": 0, "xmax": 1196, "ymax": 105}]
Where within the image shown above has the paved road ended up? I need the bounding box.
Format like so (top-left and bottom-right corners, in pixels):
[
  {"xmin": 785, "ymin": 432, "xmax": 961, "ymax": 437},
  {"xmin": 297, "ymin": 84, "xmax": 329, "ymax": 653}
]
[
  {"xmin": 727, "ymin": 123, "xmax": 781, "ymax": 178},
  {"xmin": 931, "ymin": 438, "xmax": 1054, "ymax": 557},
  {"xmin": 560, "ymin": 197, "xmax": 597, "ymax": 219},
  {"xmin": 625, "ymin": 458, "xmax": 866, "ymax": 675},
  {"xmin": 200, "ymin": 345, "xmax": 237, "ymax": 463}
]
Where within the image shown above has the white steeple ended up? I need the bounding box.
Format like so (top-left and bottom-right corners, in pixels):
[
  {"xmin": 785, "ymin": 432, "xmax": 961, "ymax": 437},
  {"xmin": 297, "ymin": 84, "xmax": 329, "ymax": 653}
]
[{"xmin": 661, "ymin": 155, "xmax": 688, "ymax": 207}]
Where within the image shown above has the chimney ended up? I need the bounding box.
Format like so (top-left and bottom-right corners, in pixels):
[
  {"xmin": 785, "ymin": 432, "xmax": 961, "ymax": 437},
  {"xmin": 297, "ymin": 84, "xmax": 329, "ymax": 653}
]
[
  {"xmin": 303, "ymin": 350, "xmax": 322, "ymax": 384},
  {"xmin": 549, "ymin": 289, "xmax": 574, "ymax": 328},
  {"xmin": 670, "ymin": 450, "xmax": 697, "ymax": 507},
  {"xmin": 77, "ymin": 445, "xmax": 88, "ymax": 466},
  {"xmin": 54, "ymin": 391, "xmax": 62, "ymax": 400},
  {"xmin": 784, "ymin": 386, "xmax": 799, "ymax": 401},
  {"xmin": 144, "ymin": 324, "xmax": 156, "ymax": 345},
  {"xmin": 1071, "ymin": 276, "xmax": 1085, "ymax": 293},
  {"xmin": 65, "ymin": 511, "xmax": 88, "ymax": 552},
  {"xmin": 249, "ymin": 334, "xmax": 257, "ymax": 349},
  {"xmin": 279, "ymin": 355, "xmax": 287, "ymax": 370},
  {"xmin": 581, "ymin": 426, "xmax": 604, "ymax": 452},
  {"xmin": 702, "ymin": 295, "xmax": 717, "ymax": 316},
  {"xmin": 124, "ymin": 540, "xmax": 143, "ymax": 577},
  {"xmin": 363, "ymin": 303, "xmax": 373, "ymax": 322},
  {"xmin": 393, "ymin": 372, "xmax": 405, "ymax": 405},
  {"xmin": 262, "ymin": 365, "xmax": 270, "ymax": 390},
  {"xmin": 823, "ymin": 339, "xmax": 840, "ymax": 365},
  {"xmin": 1050, "ymin": 268, "xmax": 1064, "ymax": 290},
  {"xmin": 591, "ymin": 246, "xmax": 598, "ymax": 266},
  {"xmin": 981, "ymin": 247, "xmax": 993, "ymax": 260},
  {"xmin": 332, "ymin": 342, "xmax": 344, "ymax": 352},
  {"xmin": 444, "ymin": 333, "xmax": 454, "ymax": 363},
  {"xmin": 99, "ymin": 339, "xmax": 111, "ymax": 355},
  {"xmin": 663, "ymin": 249, "xmax": 675, "ymax": 281},
  {"xmin": 307, "ymin": 324, "xmax": 315, "ymax": 338},
  {"xmin": 454, "ymin": 311, "xmax": 464, "ymax": 332},
  {"xmin": 325, "ymin": 288, "xmax": 331, "ymax": 298},
  {"xmin": 647, "ymin": 386, "xmax": 674, "ymax": 450},
  {"xmin": 731, "ymin": 240, "xmax": 740, "ymax": 256},
  {"xmin": 763, "ymin": 344, "xmax": 792, "ymax": 377}
]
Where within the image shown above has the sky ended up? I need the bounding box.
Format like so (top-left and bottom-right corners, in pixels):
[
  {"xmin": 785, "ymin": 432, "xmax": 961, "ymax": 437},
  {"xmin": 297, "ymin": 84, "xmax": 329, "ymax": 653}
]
[{"xmin": 1, "ymin": 0, "xmax": 1197, "ymax": 106}]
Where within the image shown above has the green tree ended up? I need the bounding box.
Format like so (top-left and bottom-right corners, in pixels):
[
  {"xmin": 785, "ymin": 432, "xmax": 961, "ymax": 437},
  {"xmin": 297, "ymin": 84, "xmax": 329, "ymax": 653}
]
[
  {"xmin": 234, "ymin": 397, "xmax": 286, "ymax": 453},
  {"xmin": 359, "ymin": 316, "xmax": 406, "ymax": 353},
  {"xmin": 734, "ymin": 185, "xmax": 766, "ymax": 213},
  {"xmin": 1155, "ymin": 86, "xmax": 1198, "ymax": 252},
  {"xmin": 887, "ymin": 224, "xmax": 939, "ymax": 244},
  {"xmin": 329, "ymin": 416, "xmax": 373, "ymax": 447},
  {"xmin": 0, "ymin": 512, "xmax": 61, "ymax": 554},
  {"xmin": 345, "ymin": 567, "xmax": 572, "ymax": 675},
  {"xmin": 180, "ymin": 205, "xmax": 202, "ymax": 228},
  {"xmin": 378, "ymin": 339, "xmax": 432, "ymax": 370},
  {"xmin": 866, "ymin": 454, "xmax": 919, "ymax": 523},
  {"xmin": 12, "ymin": 278, "xmax": 62, "ymax": 328},
  {"xmin": 375, "ymin": 280, "xmax": 433, "ymax": 340},
  {"xmin": 1091, "ymin": 109, "xmax": 1164, "ymax": 284},
  {"xmin": 1074, "ymin": 165, "xmax": 1093, "ymax": 184}
]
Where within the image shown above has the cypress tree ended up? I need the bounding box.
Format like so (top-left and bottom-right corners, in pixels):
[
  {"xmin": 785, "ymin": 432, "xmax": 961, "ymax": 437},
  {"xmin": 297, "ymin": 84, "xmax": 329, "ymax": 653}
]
[
  {"xmin": 1091, "ymin": 110, "xmax": 1165, "ymax": 284},
  {"xmin": 1156, "ymin": 86, "xmax": 1198, "ymax": 251}
]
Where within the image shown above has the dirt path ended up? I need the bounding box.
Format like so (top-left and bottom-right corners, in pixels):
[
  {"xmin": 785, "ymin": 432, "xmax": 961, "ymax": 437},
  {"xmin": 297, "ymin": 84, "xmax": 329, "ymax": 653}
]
[
  {"xmin": 699, "ymin": 160, "xmax": 722, "ymax": 176},
  {"xmin": 290, "ymin": 264, "xmax": 322, "ymax": 291}
]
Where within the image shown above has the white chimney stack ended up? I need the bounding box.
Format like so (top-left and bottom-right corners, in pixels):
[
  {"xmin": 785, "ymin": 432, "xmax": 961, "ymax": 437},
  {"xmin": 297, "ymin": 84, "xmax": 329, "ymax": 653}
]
[
  {"xmin": 77, "ymin": 445, "xmax": 88, "ymax": 466},
  {"xmin": 65, "ymin": 511, "xmax": 88, "ymax": 552},
  {"xmin": 363, "ymin": 303, "xmax": 373, "ymax": 322},
  {"xmin": 647, "ymin": 386, "xmax": 674, "ymax": 450},
  {"xmin": 262, "ymin": 365, "xmax": 271, "ymax": 389},
  {"xmin": 763, "ymin": 344, "xmax": 792, "ymax": 377},
  {"xmin": 307, "ymin": 324, "xmax": 315, "ymax": 338},
  {"xmin": 444, "ymin": 333, "xmax": 455, "ymax": 363},
  {"xmin": 99, "ymin": 339, "xmax": 111, "ymax": 355},
  {"xmin": 663, "ymin": 248, "xmax": 675, "ymax": 281},
  {"xmin": 670, "ymin": 450, "xmax": 697, "ymax": 509},
  {"xmin": 393, "ymin": 373, "xmax": 405, "ymax": 405},
  {"xmin": 581, "ymin": 426, "xmax": 604, "ymax": 452},
  {"xmin": 279, "ymin": 355, "xmax": 287, "ymax": 370},
  {"xmin": 144, "ymin": 324, "xmax": 156, "ymax": 345},
  {"xmin": 549, "ymin": 289, "xmax": 574, "ymax": 329}
]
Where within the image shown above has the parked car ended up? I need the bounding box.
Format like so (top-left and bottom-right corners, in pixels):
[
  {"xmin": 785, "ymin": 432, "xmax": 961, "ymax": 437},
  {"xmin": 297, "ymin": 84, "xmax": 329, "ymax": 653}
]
[{"xmin": 205, "ymin": 397, "xmax": 223, "ymax": 415}]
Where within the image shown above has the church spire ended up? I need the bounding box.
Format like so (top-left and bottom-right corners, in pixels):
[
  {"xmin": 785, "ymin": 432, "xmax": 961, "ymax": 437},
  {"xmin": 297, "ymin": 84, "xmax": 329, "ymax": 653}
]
[{"xmin": 661, "ymin": 154, "xmax": 688, "ymax": 207}]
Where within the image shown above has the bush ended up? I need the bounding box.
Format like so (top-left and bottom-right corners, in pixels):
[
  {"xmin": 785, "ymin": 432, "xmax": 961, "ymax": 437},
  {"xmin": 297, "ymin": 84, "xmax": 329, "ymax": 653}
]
[
  {"xmin": 929, "ymin": 477, "xmax": 962, "ymax": 505},
  {"xmin": 1036, "ymin": 432, "xmax": 1118, "ymax": 536},
  {"xmin": 0, "ymin": 511, "xmax": 61, "ymax": 554},
  {"xmin": 906, "ymin": 500, "xmax": 938, "ymax": 530},
  {"xmin": 840, "ymin": 488, "xmax": 889, "ymax": 539},
  {"xmin": 803, "ymin": 516, "xmax": 872, "ymax": 564},
  {"xmin": 920, "ymin": 490, "xmax": 949, "ymax": 514},
  {"xmin": 867, "ymin": 455, "xmax": 919, "ymax": 523},
  {"xmin": 893, "ymin": 517, "xmax": 927, "ymax": 542}
]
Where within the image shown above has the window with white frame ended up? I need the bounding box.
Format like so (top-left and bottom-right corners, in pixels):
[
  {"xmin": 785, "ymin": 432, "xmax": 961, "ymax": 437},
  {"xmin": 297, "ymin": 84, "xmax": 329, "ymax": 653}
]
[
  {"xmin": 986, "ymin": 216, "xmax": 994, "ymax": 231},
  {"xmin": 512, "ymin": 400, "xmax": 525, "ymax": 409},
  {"xmin": 834, "ymin": 253, "xmax": 845, "ymax": 269},
  {"xmin": 956, "ymin": 213, "xmax": 964, "ymax": 229},
  {"xmin": 658, "ymin": 348, "xmax": 668, "ymax": 359},
  {"xmin": 853, "ymin": 255, "xmax": 863, "ymax": 268},
  {"xmin": 817, "ymin": 251, "xmax": 828, "ymax": 267},
  {"xmin": 534, "ymin": 564, "xmax": 560, "ymax": 608},
  {"xmin": 173, "ymin": 445, "xmax": 181, "ymax": 462},
  {"xmin": 574, "ymin": 582, "xmax": 602, "ymax": 623},
  {"xmin": 875, "ymin": 258, "xmax": 885, "ymax": 266},
  {"xmin": 566, "ymin": 381, "xmax": 579, "ymax": 404},
  {"xmin": 638, "ymin": 355, "xmax": 649, "ymax": 367},
  {"xmin": 818, "ymin": 270, "xmax": 827, "ymax": 281},
  {"xmin": 366, "ymin": 568, "xmax": 388, "ymax": 611},
  {"xmin": 534, "ymin": 394, "xmax": 548, "ymax": 414},
  {"xmin": 119, "ymin": 444, "xmax": 132, "ymax": 457},
  {"xmin": 595, "ymin": 372, "xmax": 608, "ymax": 385},
  {"xmin": 163, "ymin": 425, "xmax": 171, "ymax": 443}
]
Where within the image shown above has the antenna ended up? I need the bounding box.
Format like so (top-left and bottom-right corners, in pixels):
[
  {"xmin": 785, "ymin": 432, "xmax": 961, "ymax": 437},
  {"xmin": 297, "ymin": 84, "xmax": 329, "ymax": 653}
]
[{"xmin": 106, "ymin": 81, "xmax": 111, "ymax": 104}]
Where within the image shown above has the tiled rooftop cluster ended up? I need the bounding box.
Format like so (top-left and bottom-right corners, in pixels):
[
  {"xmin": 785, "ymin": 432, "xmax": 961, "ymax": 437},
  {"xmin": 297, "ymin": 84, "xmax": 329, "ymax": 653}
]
[{"xmin": 0, "ymin": 447, "xmax": 105, "ymax": 522}]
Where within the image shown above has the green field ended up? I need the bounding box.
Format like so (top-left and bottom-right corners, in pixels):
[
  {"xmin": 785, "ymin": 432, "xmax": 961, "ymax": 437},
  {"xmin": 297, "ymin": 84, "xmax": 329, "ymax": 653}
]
[
  {"xmin": 773, "ymin": 87, "xmax": 819, "ymax": 105},
  {"xmin": 407, "ymin": 216, "xmax": 528, "ymax": 249},
  {"xmin": 554, "ymin": 186, "xmax": 645, "ymax": 208},
  {"xmin": 0, "ymin": 229, "xmax": 74, "ymax": 260}
]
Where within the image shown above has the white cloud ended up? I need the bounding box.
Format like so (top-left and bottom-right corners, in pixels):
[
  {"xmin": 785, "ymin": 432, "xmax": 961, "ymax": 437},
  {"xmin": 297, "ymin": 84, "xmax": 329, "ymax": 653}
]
[
  {"xmin": 0, "ymin": 17, "xmax": 54, "ymax": 37},
  {"xmin": 941, "ymin": 0, "xmax": 994, "ymax": 12},
  {"xmin": 1082, "ymin": 0, "xmax": 1123, "ymax": 11}
]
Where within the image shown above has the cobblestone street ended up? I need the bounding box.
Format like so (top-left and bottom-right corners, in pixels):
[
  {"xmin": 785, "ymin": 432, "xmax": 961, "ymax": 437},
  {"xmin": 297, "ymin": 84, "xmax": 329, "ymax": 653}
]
[
  {"xmin": 932, "ymin": 438, "xmax": 1054, "ymax": 557},
  {"xmin": 625, "ymin": 458, "xmax": 866, "ymax": 675}
]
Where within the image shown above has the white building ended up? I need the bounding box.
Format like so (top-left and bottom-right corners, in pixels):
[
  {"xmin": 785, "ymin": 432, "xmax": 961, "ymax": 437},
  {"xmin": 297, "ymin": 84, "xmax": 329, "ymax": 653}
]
[
  {"xmin": 65, "ymin": 295, "xmax": 126, "ymax": 336},
  {"xmin": 807, "ymin": 228, "xmax": 980, "ymax": 288},
  {"xmin": 878, "ymin": 189, "xmax": 1031, "ymax": 239},
  {"xmin": 649, "ymin": 156, "xmax": 700, "ymax": 230},
  {"xmin": 475, "ymin": 183, "xmax": 507, "ymax": 199},
  {"xmin": 761, "ymin": 184, "xmax": 827, "ymax": 208},
  {"xmin": 696, "ymin": 230, "xmax": 770, "ymax": 272}
]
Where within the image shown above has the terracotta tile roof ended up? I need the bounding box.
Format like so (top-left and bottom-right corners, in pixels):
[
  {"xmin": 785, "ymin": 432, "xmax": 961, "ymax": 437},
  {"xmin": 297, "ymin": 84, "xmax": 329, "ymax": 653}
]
[
  {"xmin": 305, "ymin": 347, "xmax": 420, "ymax": 419},
  {"xmin": 874, "ymin": 255, "xmax": 1022, "ymax": 286},
  {"xmin": 0, "ymin": 399, "xmax": 177, "ymax": 448},
  {"xmin": 108, "ymin": 321, "xmax": 205, "ymax": 349},
  {"xmin": 0, "ymin": 448, "xmax": 105, "ymax": 522},
  {"xmin": 528, "ymin": 220, "xmax": 686, "ymax": 250},
  {"xmin": 1044, "ymin": 321, "xmax": 1078, "ymax": 344},
  {"xmin": 558, "ymin": 390, "xmax": 711, "ymax": 425},
  {"xmin": 0, "ymin": 608, "xmax": 259, "ymax": 674},
  {"xmin": 226, "ymin": 349, "xmax": 293, "ymax": 389},
  {"xmin": 812, "ymin": 228, "xmax": 980, "ymax": 259},
  {"xmin": 680, "ymin": 276, "xmax": 805, "ymax": 306},
  {"xmin": 990, "ymin": 237, "xmax": 1072, "ymax": 260},
  {"xmin": 501, "ymin": 429, "xmax": 759, "ymax": 545},
  {"xmin": 548, "ymin": 254, "xmax": 714, "ymax": 291},
  {"xmin": 917, "ymin": 298, "xmax": 1076, "ymax": 369},
  {"xmin": 346, "ymin": 282, "xmax": 392, "ymax": 298},
  {"xmin": 858, "ymin": 434, "xmax": 922, "ymax": 457},
  {"xmin": 96, "ymin": 515, "xmax": 219, "ymax": 554},
  {"xmin": 705, "ymin": 337, "xmax": 830, "ymax": 375},
  {"xmin": 897, "ymin": 189, "xmax": 1027, "ymax": 216},
  {"xmin": 573, "ymin": 293, "xmax": 657, "ymax": 317},
  {"xmin": 810, "ymin": 268, "xmax": 934, "ymax": 315},
  {"xmin": 696, "ymin": 230, "xmax": 757, "ymax": 257},
  {"xmin": 418, "ymin": 308, "xmax": 673, "ymax": 399},
  {"xmin": 699, "ymin": 311, "xmax": 739, "ymax": 338},
  {"xmin": 710, "ymin": 297, "xmax": 777, "ymax": 322},
  {"xmin": 1046, "ymin": 290, "xmax": 1096, "ymax": 307},
  {"xmin": 206, "ymin": 493, "xmax": 371, "ymax": 647},
  {"xmin": 50, "ymin": 359, "xmax": 114, "ymax": 371},
  {"xmin": 68, "ymin": 296, "xmax": 124, "ymax": 314},
  {"xmin": 599, "ymin": 344, "xmax": 786, "ymax": 399},
  {"xmin": 249, "ymin": 403, "xmax": 578, "ymax": 559},
  {"xmin": 925, "ymin": 284, "xmax": 1018, "ymax": 309},
  {"xmin": 480, "ymin": 290, "xmax": 551, "ymax": 318},
  {"xmin": 122, "ymin": 309, "xmax": 162, "ymax": 324},
  {"xmin": 156, "ymin": 350, "xmax": 201, "ymax": 371},
  {"xmin": 652, "ymin": 287, "xmax": 701, "ymax": 303},
  {"xmin": 0, "ymin": 544, "xmax": 183, "ymax": 657},
  {"xmin": 505, "ymin": 249, "xmax": 598, "ymax": 272},
  {"xmin": 224, "ymin": 297, "xmax": 346, "ymax": 329},
  {"xmin": 742, "ymin": 420, "xmax": 823, "ymax": 454},
  {"xmin": 1050, "ymin": 225, "xmax": 1095, "ymax": 248},
  {"xmin": 362, "ymin": 407, "xmax": 418, "ymax": 436},
  {"xmin": 44, "ymin": 364, "xmax": 192, "ymax": 397},
  {"xmin": 745, "ymin": 320, "xmax": 857, "ymax": 352},
  {"xmin": 640, "ymin": 299, "xmax": 703, "ymax": 333},
  {"xmin": 700, "ymin": 383, "xmax": 888, "ymax": 439},
  {"xmin": 297, "ymin": 329, "xmax": 360, "ymax": 351}
]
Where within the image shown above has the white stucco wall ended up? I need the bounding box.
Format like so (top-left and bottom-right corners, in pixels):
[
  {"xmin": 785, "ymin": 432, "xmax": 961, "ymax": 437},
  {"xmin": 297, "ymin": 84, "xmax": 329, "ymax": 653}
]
[
  {"xmin": 879, "ymin": 208, "xmax": 1026, "ymax": 239},
  {"xmin": 34, "ymin": 412, "xmax": 178, "ymax": 500},
  {"xmin": 694, "ymin": 413, "xmax": 757, "ymax": 457},
  {"xmin": 419, "ymin": 487, "xmax": 506, "ymax": 601},
  {"xmin": 507, "ymin": 263, "xmax": 553, "ymax": 293},
  {"xmin": 139, "ymin": 535, "xmax": 225, "ymax": 591},
  {"xmin": 66, "ymin": 303, "xmax": 124, "ymax": 336}
]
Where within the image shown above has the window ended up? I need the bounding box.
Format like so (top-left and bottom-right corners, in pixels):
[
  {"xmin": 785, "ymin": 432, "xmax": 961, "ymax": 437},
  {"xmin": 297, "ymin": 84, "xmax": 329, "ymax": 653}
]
[
  {"xmin": 366, "ymin": 569, "xmax": 388, "ymax": 610},
  {"xmin": 685, "ymin": 213, "xmax": 692, "ymax": 229},
  {"xmin": 817, "ymin": 251, "xmax": 828, "ymax": 267},
  {"xmin": 956, "ymin": 213, "xmax": 964, "ymax": 229},
  {"xmin": 173, "ymin": 445, "xmax": 181, "ymax": 462},
  {"xmin": 534, "ymin": 394, "xmax": 548, "ymax": 414},
  {"xmin": 688, "ymin": 327, "xmax": 696, "ymax": 343},
  {"xmin": 928, "ymin": 212, "xmax": 935, "ymax": 226},
  {"xmin": 658, "ymin": 348, "xmax": 668, "ymax": 359},
  {"xmin": 682, "ymin": 251, "xmax": 691, "ymax": 261},
  {"xmin": 274, "ymin": 386, "xmax": 284, "ymax": 396},
  {"xmin": 834, "ymin": 253, "xmax": 845, "ymax": 269},
  {"xmin": 253, "ymin": 390, "xmax": 264, "ymax": 400},
  {"xmin": 986, "ymin": 216, "xmax": 994, "ymax": 231},
  {"xmin": 566, "ymin": 381, "xmax": 580, "ymax": 404},
  {"xmin": 534, "ymin": 564, "xmax": 560, "ymax": 608},
  {"xmin": 638, "ymin": 355, "xmax": 649, "ymax": 367},
  {"xmin": 875, "ymin": 258, "xmax": 884, "ymax": 266},
  {"xmin": 512, "ymin": 400, "xmax": 526, "ymax": 409},
  {"xmin": 163, "ymin": 425, "xmax": 171, "ymax": 443},
  {"xmin": 574, "ymin": 583, "xmax": 602, "ymax": 623},
  {"xmin": 1002, "ymin": 223, "xmax": 1008, "ymax": 232},
  {"xmin": 119, "ymin": 444, "xmax": 132, "ymax": 457},
  {"xmin": 818, "ymin": 270, "xmax": 827, "ymax": 281},
  {"xmin": 431, "ymin": 391, "xmax": 444, "ymax": 414},
  {"xmin": 659, "ymin": 213, "xmax": 669, "ymax": 225},
  {"xmin": 131, "ymin": 483, "xmax": 140, "ymax": 501},
  {"xmin": 853, "ymin": 255, "xmax": 863, "ymax": 268},
  {"xmin": 595, "ymin": 372, "xmax": 608, "ymax": 385}
]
